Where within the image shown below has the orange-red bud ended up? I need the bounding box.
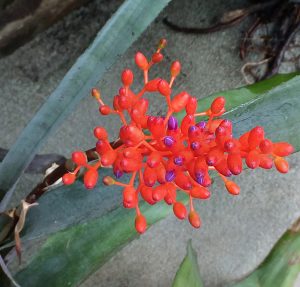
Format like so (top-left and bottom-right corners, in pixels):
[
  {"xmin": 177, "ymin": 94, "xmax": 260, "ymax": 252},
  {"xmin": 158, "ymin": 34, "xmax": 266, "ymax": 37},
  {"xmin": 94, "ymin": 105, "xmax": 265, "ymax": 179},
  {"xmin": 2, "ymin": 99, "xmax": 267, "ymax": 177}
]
[
  {"xmin": 273, "ymin": 142, "xmax": 294, "ymax": 157},
  {"xmin": 62, "ymin": 173, "xmax": 75, "ymax": 185},
  {"xmin": 135, "ymin": 52, "xmax": 148, "ymax": 70},
  {"xmin": 94, "ymin": 126, "xmax": 108, "ymax": 140},
  {"xmin": 173, "ymin": 202, "xmax": 187, "ymax": 220},
  {"xmin": 72, "ymin": 151, "xmax": 87, "ymax": 166},
  {"xmin": 135, "ymin": 214, "xmax": 147, "ymax": 234},
  {"xmin": 188, "ymin": 211, "xmax": 201, "ymax": 228},
  {"xmin": 225, "ymin": 181, "xmax": 240, "ymax": 195},
  {"xmin": 274, "ymin": 157, "xmax": 289, "ymax": 173},
  {"xmin": 171, "ymin": 91, "xmax": 190, "ymax": 112},
  {"xmin": 211, "ymin": 97, "xmax": 225, "ymax": 115},
  {"xmin": 190, "ymin": 186, "xmax": 210, "ymax": 199},
  {"xmin": 99, "ymin": 105, "xmax": 111, "ymax": 115},
  {"xmin": 158, "ymin": 79, "xmax": 171, "ymax": 97},
  {"xmin": 145, "ymin": 78, "xmax": 161, "ymax": 92},
  {"xmin": 101, "ymin": 150, "xmax": 117, "ymax": 166},
  {"xmin": 152, "ymin": 52, "xmax": 163, "ymax": 63},
  {"xmin": 170, "ymin": 61, "xmax": 181, "ymax": 77},
  {"xmin": 248, "ymin": 126, "xmax": 265, "ymax": 150},
  {"xmin": 84, "ymin": 168, "xmax": 98, "ymax": 189},
  {"xmin": 121, "ymin": 69, "xmax": 134, "ymax": 86}
]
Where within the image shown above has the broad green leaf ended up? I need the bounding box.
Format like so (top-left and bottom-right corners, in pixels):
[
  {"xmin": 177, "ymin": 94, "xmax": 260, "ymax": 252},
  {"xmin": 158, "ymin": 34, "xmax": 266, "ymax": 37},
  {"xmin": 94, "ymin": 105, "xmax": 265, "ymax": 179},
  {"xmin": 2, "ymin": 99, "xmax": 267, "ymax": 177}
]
[
  {"xmin": 0, "ymin": 0, "xmax": 171, "ymax": 209},
  {"xmin": 172, "ymin": 240, "xmax": 203, "ymax": 287},
  {"xmin": 14, "ymin": 190, "xmax": 187, "ymax": 287},
  {"xmin": 10, "ymin": 74, "xmax": 300, "ymax": 286},
  {"xmin": 232, "ymin": 229, "xmax": 300, "ymax": 287}
]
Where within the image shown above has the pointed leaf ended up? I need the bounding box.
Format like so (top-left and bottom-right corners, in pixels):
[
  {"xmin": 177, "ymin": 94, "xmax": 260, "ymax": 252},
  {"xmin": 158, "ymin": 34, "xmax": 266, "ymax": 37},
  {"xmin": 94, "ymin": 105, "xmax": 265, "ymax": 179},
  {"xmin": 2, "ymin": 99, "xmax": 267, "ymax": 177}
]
[
  {"xmin": 232, "ymin": 229, "xmax": 300, "ymax": 287},
  {"xmin": 172, "ymin": 240, "xmax": 204, "ymax": 287}
]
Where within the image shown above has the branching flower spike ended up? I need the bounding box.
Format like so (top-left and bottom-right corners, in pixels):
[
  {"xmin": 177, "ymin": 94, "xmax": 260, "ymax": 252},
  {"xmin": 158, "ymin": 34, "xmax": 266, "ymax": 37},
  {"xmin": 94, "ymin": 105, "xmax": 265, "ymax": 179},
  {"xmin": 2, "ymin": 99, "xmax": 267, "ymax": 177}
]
[{"xmin": 62, "ymin": 39, "xmax": 294, "ymax": 234}]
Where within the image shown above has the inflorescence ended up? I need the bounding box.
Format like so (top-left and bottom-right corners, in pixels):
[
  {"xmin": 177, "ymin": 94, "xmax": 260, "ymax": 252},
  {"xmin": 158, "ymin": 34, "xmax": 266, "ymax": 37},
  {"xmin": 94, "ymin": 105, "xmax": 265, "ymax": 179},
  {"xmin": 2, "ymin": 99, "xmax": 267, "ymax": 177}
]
[{"xmin": 62, "ymin": 39, "xmax": 294, "ymax": 234}]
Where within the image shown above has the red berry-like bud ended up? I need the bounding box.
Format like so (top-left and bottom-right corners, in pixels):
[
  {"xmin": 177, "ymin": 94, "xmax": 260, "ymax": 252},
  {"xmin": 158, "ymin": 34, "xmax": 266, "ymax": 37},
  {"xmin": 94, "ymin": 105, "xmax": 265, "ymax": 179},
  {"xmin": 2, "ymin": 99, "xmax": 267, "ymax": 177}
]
[
  {"xmin": 181, "ymin": 115, "xmax": 195, "ymax": 136},
  {"xmin": 206, "ymin": 147, "xmax": 223, "ymax": 166},
  {"xmin": 135, "ymin": 52, "xmax": 148, "ymax": 70},
  {"xmin": 273, "ymin": 142, "xmax": 294, "ymax": 157},
  {"xmin": 190, "ymin": 186, "xmax": 210, "ymax": 199},
  {"xmin": 259, "ymin": 139, "xmax": 273, "ymax": 154},
  {"xmin": 170, "ymin": 61, "xmax": 181, "ymax": 77},
  {"xmin": 84, "ymin": 168, "xmax": 98, "ymax": 189},
  {"xmin": 94, "ymin": 126, "xmax": 108, "ymax": 140},
  {"xmin": 145, "ymin": 78, "xmax": 161, "ymax": 92},
  {"xmin": 135, "ymin": 214, "xmax": 147, "ymax": 234},
  {"xmin": 175, "ymin": 170, "xmax": 192, "ymax": 190},
  {"xmin": 173, "ymin": 202, "xmax": 187, "ymax": 220},
  {"xmin": 118, "ymin": 95, "xmax": 131, "ymax": 110},
  {"xmin": 152, "ymin": 52, "xmax": 163, "ymax": 63},
  {"xmin": 186, "ymin": 97, "xmax": 197, "ymax": 114},
  {"xmin": 143, "ymin": 166, "xmax": 157, "ymax": 187},
  {"xmin": 215, "ymin": 156, "xmax": 232, "ymax": 177},
  {"xmin": 239, "ymin": 131, "xmax": 250, "ymax": 149},
  {"xmin": 123, "ymin": 186, "xmax": 136, "ymax": 203},
  {"xmin": 164, "ymin": 183, "xmax": 177, "ymax": 205},
  {"xmin": 72, "ymin": 151, "xmax": 87, "ymax": 166},
  {"xmin": 152, "ymin": 185, "xmax": 167, "ymax": 202},
  {"xmin": 259, "ymin": 154, "xmax": 273, "ymax": 169},
  {"xmin": 101, "ymin": 150, "xmax": 117, "ymax": 166},
  {"xmin": 246, "ymin": 150, "xmax": 260, "ymax": 169},
  {"xmin": 121, "ymin": 69, "xmax": 134, "ymax": 86},
  {"xmin": 274, "ymin": 157, "xmax": 289, "ymax": 173},
  {"xmin": 99, "ymin": 105, "xmax": 111, "ymax": 115},
  {"xmin": 171, "ymin": 91, "xmax": 190, "ymax": 112},
  {"xmin": 188, "ymin": 211, "xmax": 201, "ymax": 228},
  {"xmin": 96, "ymin": 140, "xmax": 111, "ymax": 155},
  {"xmin": 156, "ymin": 164, "xmax": 166, "ymax": 184},
  {"xmin": 62, "ymin": 173, "xmax": 75, "ymax": 185},
  {"xmin": 227, "ymin": 153, "xmax": 242, "ymax": 175},
  {"xmin": 147, "ymin": 151, "xmax": 162, "ymax": 168},
  {"xmin": 140, "ymin": 185, "xmax": 156, "ymax": 205},
  {"xmin": 224, "ymin": 139, "xmax": 240, "ymax": 153},
  {"xmin": 248, "ymin": 126, "xmax": 264, "ymax": 150},
  {"xmin": 158, "ymin": 79, "xmax": 171, "ymax": 97},
  {"xmin": 211, "ymin": 97, "xmax": 225, "ymax": 114},
  {"xmin": 225, "ymin": 181, "xmax": 240, "ymax": 195}
]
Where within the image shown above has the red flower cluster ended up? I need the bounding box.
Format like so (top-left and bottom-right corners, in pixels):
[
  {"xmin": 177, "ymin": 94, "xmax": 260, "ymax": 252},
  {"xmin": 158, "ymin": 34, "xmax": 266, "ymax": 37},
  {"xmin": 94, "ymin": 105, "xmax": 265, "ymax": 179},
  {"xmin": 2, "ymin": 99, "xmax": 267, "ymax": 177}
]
[{"xmin": 62, "ymin": 39, "xmax": 294, "ymax": 234}]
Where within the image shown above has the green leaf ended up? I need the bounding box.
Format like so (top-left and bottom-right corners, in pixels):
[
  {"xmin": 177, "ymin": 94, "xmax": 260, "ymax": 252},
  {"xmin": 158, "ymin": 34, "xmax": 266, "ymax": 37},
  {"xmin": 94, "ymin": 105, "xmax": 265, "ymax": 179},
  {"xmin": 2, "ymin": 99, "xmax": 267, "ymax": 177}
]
[
  {"xmin": 14, "ymin": 186, "xmax": 187, "ymax": 287},
  {"xmin": 172, "ymin": 240, "xmax": 203, "ymax": 287},
  {"xmin": 0, "ymin": 0, "xmax": 171, "ymax": 209},
  {"xmin": 11, "ymin": 74, "xmax": 300, "ymax": 286},
  {"xmin": 232, "ymin": 229, "xmax": 300, "ymax": 287}
]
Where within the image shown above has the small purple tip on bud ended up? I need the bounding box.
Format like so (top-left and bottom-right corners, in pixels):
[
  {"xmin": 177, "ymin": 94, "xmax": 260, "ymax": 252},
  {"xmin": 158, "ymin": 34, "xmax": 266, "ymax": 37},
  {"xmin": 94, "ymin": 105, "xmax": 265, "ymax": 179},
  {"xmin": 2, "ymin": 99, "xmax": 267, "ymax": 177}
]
[
  {"xmin": 167, "ymin": 116, "xmax": 178, "ymax": 130},
  {"xmin": 188, "ymin": 125, "xmax": 198, "ymax": 134},
  {"xmin": 174, "ymin": 156, "xmax": 183, "ymax": 166},
  {"xmin": 165, "ymin": 170, "xmax": 176, "ymax": 182},
  {"xmin": 191, "ymin": 142, "xmax": 199, "ymax": 150},
  {"xmin": 164, "ymin": 136, "xmax": 175, "ymax": 147},
  {"xmin": 195, "ymin": 173, "xmax": 204, "ymax": 185},
  {"xmin": 196, "ymin": 121, "xmax": 206, "ymax": 129},
  {"xmin": 114, "ymin": 170, "xmax": 123, "ymax": 179}
]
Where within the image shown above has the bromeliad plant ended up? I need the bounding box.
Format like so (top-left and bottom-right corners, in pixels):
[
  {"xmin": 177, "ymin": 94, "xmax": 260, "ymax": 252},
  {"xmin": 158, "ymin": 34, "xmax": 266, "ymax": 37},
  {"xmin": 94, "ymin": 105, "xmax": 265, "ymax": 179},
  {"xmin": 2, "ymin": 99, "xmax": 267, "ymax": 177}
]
[{"xmin": 62, "ymin": 39, "xmax": 293, "ymax": 234}]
